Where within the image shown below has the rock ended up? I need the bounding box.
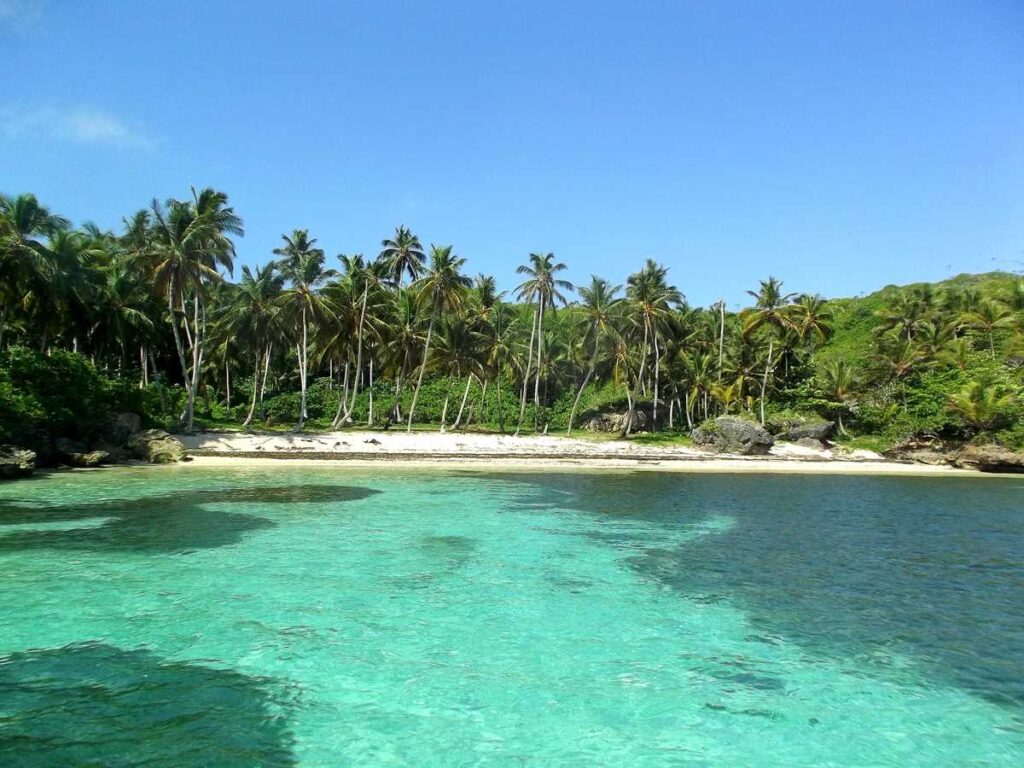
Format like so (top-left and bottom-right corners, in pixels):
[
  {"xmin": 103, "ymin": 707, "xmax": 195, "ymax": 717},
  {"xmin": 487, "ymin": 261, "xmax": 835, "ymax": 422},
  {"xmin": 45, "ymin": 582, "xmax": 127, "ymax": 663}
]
[
  {"xmin": 107, "ymin": 412, "xmax": 141, "ymax": 443},
  {"xmin": 692, "ymin": 417, "xmax": 774, "ymax": 455},
  {"xmin": 585, "ymin": 411, "xmax": 648, "ymax": 433},
  {"xmin": 125, "ymin": 429, "xmax": 187, "ymax": 464},
  {"xmin": 769, "ymin": 417, "xmax": 835, "ymax": 442},
  {"xmin": 55, "ymin": 438, "xmax": 110, "ymax": 468},
  {"xmin": 0, "ymin": 445, "xmax": 37, "ymax": 479},
  {"xmin": 794, "ymin": 437, "xmax": 828, "ymax": 450},
  {"xmin": 953, "ymin": 445, "xmax": 1024, "ymax": 474}
]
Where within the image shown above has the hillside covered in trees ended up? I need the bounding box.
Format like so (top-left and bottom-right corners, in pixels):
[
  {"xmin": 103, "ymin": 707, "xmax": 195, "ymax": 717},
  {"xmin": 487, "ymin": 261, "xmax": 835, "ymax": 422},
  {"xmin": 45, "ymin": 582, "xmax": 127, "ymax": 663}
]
[{"xmin": 2, "ymin": 188, "xmax": 1022, "ymax": 459}]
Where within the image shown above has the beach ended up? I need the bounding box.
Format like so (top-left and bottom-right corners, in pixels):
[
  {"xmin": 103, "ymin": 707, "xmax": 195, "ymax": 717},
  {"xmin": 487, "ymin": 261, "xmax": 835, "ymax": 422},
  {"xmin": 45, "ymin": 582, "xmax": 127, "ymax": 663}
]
[{"xmin": 177, "ymin": 431, "xmax": 985, "ymax": 476}]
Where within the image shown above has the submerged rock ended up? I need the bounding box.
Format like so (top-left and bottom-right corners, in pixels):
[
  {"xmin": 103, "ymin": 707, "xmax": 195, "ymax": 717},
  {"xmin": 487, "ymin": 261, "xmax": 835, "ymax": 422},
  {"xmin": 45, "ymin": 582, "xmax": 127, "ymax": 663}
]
[
  {"xmin": 0, "ymin": 445, "xmax": 37, "ymax": 479},
  {"xmin": 692, "ymin": 417, "xmax": 774, "ymax": 455},
  {"xmin": 126, "ymin": 429, "xmax": 187, "ymax": 464}
]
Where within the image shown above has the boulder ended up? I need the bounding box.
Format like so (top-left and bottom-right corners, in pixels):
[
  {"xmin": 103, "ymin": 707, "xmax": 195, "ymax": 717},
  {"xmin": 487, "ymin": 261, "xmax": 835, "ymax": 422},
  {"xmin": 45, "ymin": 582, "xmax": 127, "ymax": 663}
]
[
  {"xmin": 55, "ymin": 438, "xmax": 110, "ymax": 468},
  {"xmin": 0, "ymin": 445, "xmax": 37, "ymax": 479},
  {"xmin": 692, "ymin": 416, "xmax": 774, "ymax": 455},
  {"xmin": 585, "ymin": 411, "xmax": 648, "ymax": 434},
  {"xmin": 125, "ymin": 429, "xmax": 187, "ymax": 464},
  {"xmin": 794, "ymin": 437, "xmax": 829, "ymax": 451},
  {"xmin": 769, "ymin": 417, "xmax": 835, "ymax": 442},
  {"xmin": 953, "ymin": 445, "xmax": 1024, "ymax": 474},
  {"xmin": 107, "ymin": 412, "xmax": 142, "ymax": 443}
]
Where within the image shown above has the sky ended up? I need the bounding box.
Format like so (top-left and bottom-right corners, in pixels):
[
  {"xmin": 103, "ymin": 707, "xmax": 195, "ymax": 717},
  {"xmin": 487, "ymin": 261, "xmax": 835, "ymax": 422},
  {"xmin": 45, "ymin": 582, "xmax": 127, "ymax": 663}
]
[{"xmin": 2, "ymin": 0, "xmax": 1023, "ymax": 307}]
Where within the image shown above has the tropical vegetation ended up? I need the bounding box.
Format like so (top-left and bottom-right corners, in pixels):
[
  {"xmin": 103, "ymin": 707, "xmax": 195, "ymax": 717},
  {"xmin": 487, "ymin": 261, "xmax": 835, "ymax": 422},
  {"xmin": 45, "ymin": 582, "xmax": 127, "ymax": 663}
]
[{"xmin": 2, "ymin": 189, "xmax": 1023, "ymax": 455}]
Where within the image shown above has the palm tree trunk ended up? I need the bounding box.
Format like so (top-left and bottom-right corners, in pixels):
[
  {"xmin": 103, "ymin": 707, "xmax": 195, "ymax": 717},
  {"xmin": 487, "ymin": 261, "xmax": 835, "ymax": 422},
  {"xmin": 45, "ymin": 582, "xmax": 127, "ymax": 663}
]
[
  {"xmin": 332, "ymin": 360, "xmax": 349, "ymax": 428},
  {"xmin": 391, "ymin": 349, "xmax": 409, "ymax": 423},
  {"xmin": 472, "ymin": 378, "xmax": 488, "ymax": 429},
  {"xmin": 717, "ymin": 301, "xmax": 725, "ymax": 382},
  {"xmin": 440, "ymin": 392, "xmax": 450, "ymax": 431},
  {"xmin": 184, "ymin": 294, "xmax": 203, "ymax": 431},
  {"xmin": 258, "ymin": 343, "xmax": 272, "ymax": 420},
  {"xmin": 344, "ymin": 284, "xmax": 369, "ymax": 421},
  {"xmin": 243, "ymin": 353, "xmax": 261, "ymax": 427},
  {"xmin": 567, "ymin": 332, "xmax": 599, "ymax": 435},
  {"xmin": 296, "ymin": 307, "xmax": 308, "ymax": 429},
  {"xmin": 652, "ymin": 330, "xmax": 661, "ymax": 427},
  {"xmin": 759, "ymin": 337, "xmax": 774, "ymax": 426},
  {"xmin": 453, "ymin": 374, "xmax": 473, "ymax": 429},
  {"xmin": 407, "ymin": 313, "xmax": 436, "ymax": 432},
  {"xmin": 496, "ymin": 374, "xmax": 505, "ymax": 433},
  {"xmin": 367, "ymin": 358, "xmax": 375, "ymax": 426},
  {"xmin": 532, "ymin": 303, "xmax": 545, "ymax": 429},
  {"xmin": 225, "ymin": 360, "xmax": 231, "ymax": 410},
  {"xmin": 515, "ymin": 307, "xmax": 539, "ymax": 436}
]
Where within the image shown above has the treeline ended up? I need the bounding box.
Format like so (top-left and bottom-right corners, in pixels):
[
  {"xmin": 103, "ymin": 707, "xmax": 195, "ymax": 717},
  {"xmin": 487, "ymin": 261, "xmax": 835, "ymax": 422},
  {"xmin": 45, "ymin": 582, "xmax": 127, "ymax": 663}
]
[{"xmin": 2, "ymin": 189, "xmax": 1023, "ymax": 449}]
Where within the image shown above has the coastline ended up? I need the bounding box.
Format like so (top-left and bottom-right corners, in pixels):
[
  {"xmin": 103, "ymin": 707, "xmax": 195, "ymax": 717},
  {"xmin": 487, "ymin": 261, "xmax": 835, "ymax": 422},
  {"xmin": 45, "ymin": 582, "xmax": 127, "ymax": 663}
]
[{"xmin": 173, "ymin": 431, "xmax": 993, "ymax": 477}]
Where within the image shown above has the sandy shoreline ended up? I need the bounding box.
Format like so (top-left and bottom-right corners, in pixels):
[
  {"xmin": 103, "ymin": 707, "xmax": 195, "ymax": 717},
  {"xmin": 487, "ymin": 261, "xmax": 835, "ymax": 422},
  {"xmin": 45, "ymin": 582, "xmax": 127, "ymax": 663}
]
[{"xmin": 174, "ymin": 431, "xmax": 993, "ymax": 477}]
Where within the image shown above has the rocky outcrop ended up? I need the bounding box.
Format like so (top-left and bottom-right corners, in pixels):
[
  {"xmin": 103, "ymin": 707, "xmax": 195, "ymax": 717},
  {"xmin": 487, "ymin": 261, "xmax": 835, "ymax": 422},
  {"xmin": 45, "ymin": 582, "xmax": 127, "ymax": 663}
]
[
  {"xmin": 586, "ymin": 411, "xmax": 648, "ymax": 434},
  {"xmin": 0, "ymin": 445, "xmax": 37, "ymax": 479},
  {"xmin": 55, "ymin": 438, "xmax": 111, "ymax": 468},
  {"xmin": 769, "ymin": 417, "xmax": 835, "ymax": 443},
  {"xmin": 125, "ymin": 429, "xmax": 187, "ymax": 464},
  {"xmin": 953, "ymin": 445, "xmax": 1024, "ymax": 473},
  {"xmin": 692, "ymin": 417, "xmax": 774, "ymax": 455}
]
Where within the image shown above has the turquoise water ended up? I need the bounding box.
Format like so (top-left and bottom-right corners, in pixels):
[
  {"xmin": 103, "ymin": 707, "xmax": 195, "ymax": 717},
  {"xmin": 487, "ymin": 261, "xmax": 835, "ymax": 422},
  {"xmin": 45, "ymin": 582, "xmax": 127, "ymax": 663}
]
[{"xmin": 1, "ymin": 467, "xmax": 1022, "ymax": 766}]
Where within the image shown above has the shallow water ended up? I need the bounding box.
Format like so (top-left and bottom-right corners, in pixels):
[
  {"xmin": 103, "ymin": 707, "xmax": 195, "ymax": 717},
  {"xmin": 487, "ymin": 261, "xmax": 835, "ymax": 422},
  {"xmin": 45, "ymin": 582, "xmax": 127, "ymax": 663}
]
[{"xmin": 0, "ymin": 466, "xmax": 1022, "ymax": 766}]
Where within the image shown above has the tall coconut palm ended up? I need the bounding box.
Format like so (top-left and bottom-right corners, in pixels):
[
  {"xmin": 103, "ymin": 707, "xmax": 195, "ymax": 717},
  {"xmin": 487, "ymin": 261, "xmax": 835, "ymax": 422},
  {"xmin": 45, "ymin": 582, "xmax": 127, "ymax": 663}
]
[
  {"xmin": 567, "ymin": 276, "xmax": 622, "ymax": 434},
  {"xmin": 625, "ymin": 259, "xmax": 682, "ymax": 429},
  {"xmin": 818, "ymin": 359, "xmax": 858, "ymax": 435},
  {"xmin": 406, "ymin": 245, "xmax": 471, "ymax": 431},
  {"xmin": 513, "ymin": 252, "xmax": 573, "ymax": 434},
  {"xmin": 276, "ymin": 230, "xmax": 336, "ymax": 428},
  {"xmin": 380, "ymin": 225, "xmax": 425, "ymax": 288},
  {"xmin": 222, "ymin": 263, "xmax": 284, "ymax": 426},
  {"xmin": 963, "ymin": 299, "xmax": 1016, "ymax": 358},
  {"xmin": 147, "ymin": 188, "xmax": 242, "ymax": 430},
  {"xmin": 743, "ymin": 276, "xmax": 796, "ymax": 424}
]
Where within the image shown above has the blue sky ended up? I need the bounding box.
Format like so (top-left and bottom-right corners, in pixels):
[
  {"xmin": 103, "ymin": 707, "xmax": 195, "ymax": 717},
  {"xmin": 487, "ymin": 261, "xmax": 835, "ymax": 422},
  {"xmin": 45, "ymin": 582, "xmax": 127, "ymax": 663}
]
[{"xmin": 2, "ymin": 1, "xmax": 1023, "ymax": 307}]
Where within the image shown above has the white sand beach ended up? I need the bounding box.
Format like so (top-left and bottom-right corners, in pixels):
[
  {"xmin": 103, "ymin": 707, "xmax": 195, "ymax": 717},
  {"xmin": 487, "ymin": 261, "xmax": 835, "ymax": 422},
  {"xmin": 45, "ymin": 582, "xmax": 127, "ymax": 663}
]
[{"xmin": 177, "ymin": 431, "xmax": 988, "ymax": 476}]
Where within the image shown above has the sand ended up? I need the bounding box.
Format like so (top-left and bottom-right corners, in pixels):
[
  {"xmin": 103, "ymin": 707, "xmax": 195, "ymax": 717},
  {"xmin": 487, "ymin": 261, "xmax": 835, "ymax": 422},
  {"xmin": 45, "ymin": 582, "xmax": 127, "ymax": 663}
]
[{"xmin": 176, "ymin": 431, "xmax": 988, "ymax": 476}]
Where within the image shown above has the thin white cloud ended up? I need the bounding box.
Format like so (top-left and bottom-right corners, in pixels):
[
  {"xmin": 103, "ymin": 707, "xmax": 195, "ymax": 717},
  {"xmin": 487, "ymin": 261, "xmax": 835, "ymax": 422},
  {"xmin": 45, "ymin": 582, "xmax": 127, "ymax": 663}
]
[
  {"xmin": 0, "ymin": 105, "xmax": 157, "ymax": 149},
  {"xmin": 0, "ymin": 0, "xmax": 48, "ymax": 32}
]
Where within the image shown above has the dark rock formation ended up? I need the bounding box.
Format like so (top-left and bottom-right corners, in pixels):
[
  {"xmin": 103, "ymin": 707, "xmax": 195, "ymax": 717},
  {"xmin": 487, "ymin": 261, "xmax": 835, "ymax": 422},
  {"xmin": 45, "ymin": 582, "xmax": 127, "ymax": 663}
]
[
  {"xmin": 0, "ymin": 445, "xmax": 37, "ymax": 478},
  {"xmin": 692, "ymin": 416, "xmax": 774, "ymax": 455},
  {"xmin": 769, "ymin": 417, "xmax": 835, "ymax": 442},
  {"xmin": 55, "ymin": 438, "xmax": 110, "ymax": 468},
  {"xmin": 586, "ymin": 410, "xmax": 648, "ymax": 434}
]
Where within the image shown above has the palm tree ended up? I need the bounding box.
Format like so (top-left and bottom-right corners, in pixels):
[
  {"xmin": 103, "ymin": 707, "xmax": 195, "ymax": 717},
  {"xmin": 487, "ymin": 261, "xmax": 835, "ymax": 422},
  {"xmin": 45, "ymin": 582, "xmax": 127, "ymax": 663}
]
[
  {"xmin": 948, "ymin": 381, "xmax": 1016, "ymax": 433},
  {"xmin": 790, "ymin": 294, "xmax": 833, "ymax": 347},
  {"xmin": 513, "ymin": 253, "xmax": 573, "ymax": 434},
  {"xmin": 276, "ymin": 230, "xmax": 336, "ymax": 428},
  {"xmin": 963, "ymin": 299, "xmax": 1016, "ymax": 358},
  {"xmin": 742, "ymin": 276, "xmax": 795, "ymax": 424},
  {"xmin": 147, "ymin": 188, "xmax": 243, "ymax": 430},
  {"xmin": 818, "ymin": 359, "xmax": 858, "ymax": 435},
  {"xmin": 222, "ymin": 263, "xmax": 283, "ymax": 426},
  {"xmin": 567, "ymin": 276, "xmax": 621, "ymax": 434},
  {"xmin": 406, "ymin": 245, "xmax": 471, "ymax": 431},
  {"xmin": 0, "ymin": 193, "xmax": 70, "ymax": 349},
  {"xmin": 625, "ymin": 259, "xmax": 682, "ymax": 428},
  {"xmin": 380, "ymin": 225, "xmax": 425, "ymax": 288}
]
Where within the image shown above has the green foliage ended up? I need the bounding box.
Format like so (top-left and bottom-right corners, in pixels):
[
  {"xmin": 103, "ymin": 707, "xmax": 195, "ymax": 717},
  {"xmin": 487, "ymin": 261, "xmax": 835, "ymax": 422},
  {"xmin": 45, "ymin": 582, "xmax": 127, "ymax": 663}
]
[{"xmin": 0, "ymin": 347, "xmax": 160, "ymax": 449}]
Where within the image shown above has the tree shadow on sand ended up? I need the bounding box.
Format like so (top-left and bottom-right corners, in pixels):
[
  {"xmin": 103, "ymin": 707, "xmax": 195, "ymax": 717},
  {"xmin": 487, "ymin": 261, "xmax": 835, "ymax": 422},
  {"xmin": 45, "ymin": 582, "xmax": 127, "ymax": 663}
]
[
  {"xmin": 0, "ymin": 485, "xmax": 379, "ymax": 554},
  {"xmin": 0, "ymin": 642, "xmax": 297, "ymax": 767}
]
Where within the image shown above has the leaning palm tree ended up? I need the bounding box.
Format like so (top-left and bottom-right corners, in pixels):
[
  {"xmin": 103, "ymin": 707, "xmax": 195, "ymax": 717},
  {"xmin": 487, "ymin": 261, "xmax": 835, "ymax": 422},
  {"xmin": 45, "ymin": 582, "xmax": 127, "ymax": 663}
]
[
  {"xmin": 567, "ymin": 276, "xmax": 622, "ymax": 434},
  {"xmin": 513, "ymin": 252, "xmax": 573, "ymax": 434},
  {"xmin": 818, "ymin": 359, "xmax": 859, "ymax": 435},
  {"xmin": 276, "ymin": 230, "xmax": 336, "ymax": 428},
  {"xmin": 406, "ymin": 245, "xmax": 472, "ymax": 431},
  {"xmin": 380, "ymin": 225, "xmax": 426, "ymax": 288}
]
